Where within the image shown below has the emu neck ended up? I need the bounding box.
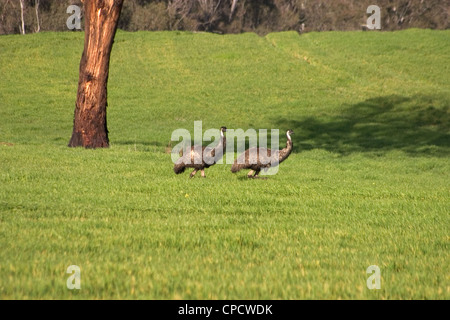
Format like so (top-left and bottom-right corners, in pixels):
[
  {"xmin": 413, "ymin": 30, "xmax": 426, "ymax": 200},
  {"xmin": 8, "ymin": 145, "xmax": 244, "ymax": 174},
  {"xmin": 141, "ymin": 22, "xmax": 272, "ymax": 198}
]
[
  {"xmin": 219, "ymin": 132, "xmax": 226, "ymax": 152},
  {"xmin": 278, "ymin": 138, "xmax": 293, "ymax": 163}
]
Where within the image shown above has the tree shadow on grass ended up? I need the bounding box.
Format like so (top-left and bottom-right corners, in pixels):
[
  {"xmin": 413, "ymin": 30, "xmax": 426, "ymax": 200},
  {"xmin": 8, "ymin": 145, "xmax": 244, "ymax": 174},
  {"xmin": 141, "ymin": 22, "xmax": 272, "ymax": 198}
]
[
  {"xmin": 113, "ymin": 140, "xmax": 164, "ymax": 147},
  {"xmin": 276, "ymin": 95, "xmax": 449, "ymax": 156}
]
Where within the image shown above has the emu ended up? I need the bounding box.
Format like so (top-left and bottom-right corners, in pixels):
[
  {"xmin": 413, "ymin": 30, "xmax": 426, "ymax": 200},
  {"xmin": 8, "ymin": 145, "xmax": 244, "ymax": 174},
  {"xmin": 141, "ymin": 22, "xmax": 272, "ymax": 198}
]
[
  {"xmin": 231, "ymin": 129, "xmax": 294, "ymax": 178},
  {"xmin": 173, "ymin": 126, "xmax": 227, "ymax": 178}
]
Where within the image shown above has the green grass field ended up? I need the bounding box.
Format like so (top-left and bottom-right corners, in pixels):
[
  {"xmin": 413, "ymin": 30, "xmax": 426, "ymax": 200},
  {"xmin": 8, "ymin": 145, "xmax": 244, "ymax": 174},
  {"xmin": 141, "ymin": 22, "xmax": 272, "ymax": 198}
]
[{"xmin": 0, "ymin": 29, "xmax": 449, "ymax": 299}]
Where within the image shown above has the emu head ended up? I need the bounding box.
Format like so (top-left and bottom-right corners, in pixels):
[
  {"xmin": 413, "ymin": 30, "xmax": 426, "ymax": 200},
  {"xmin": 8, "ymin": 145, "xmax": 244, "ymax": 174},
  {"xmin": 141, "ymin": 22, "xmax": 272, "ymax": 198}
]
[{"xmin": 286, "ymin": 129, "xmax": 294, "ymax": 141}]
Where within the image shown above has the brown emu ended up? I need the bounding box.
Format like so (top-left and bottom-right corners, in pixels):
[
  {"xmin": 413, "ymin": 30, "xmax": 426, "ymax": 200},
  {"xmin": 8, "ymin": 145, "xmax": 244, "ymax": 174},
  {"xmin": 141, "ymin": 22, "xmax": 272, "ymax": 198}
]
[
  {"xmin": 231, "ymin": 129, "xmax": 294, "ymax": 178},
  {"xmin": 174, "ymin": 126, "xmax": 227, "ymax": 178}
]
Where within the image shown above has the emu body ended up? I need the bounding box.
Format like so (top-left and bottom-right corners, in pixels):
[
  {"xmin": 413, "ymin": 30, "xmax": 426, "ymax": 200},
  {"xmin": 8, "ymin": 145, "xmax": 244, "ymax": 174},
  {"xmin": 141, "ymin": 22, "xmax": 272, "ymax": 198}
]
[
  {"xmin": 174, "ymin": 127, "xmax": 226, "ymax": 178},
  {"xmin": 231, "ymin": 129, "xmax": 294, "ymax": 178}
]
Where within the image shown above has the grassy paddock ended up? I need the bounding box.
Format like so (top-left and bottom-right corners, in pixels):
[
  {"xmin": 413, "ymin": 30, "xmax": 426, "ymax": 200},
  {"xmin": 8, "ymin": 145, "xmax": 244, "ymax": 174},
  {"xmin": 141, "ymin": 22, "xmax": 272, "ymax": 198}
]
[{"xmin": 0, "ymin": 29, "xmax": 449, "ymax": 299}]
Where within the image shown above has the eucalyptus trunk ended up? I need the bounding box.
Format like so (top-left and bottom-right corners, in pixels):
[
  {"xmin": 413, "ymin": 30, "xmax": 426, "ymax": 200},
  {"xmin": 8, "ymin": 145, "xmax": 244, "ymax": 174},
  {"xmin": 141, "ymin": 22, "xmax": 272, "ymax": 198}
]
[{"xmin": 68, "ymin": 0, "xmax": 123, "ymax": 148}]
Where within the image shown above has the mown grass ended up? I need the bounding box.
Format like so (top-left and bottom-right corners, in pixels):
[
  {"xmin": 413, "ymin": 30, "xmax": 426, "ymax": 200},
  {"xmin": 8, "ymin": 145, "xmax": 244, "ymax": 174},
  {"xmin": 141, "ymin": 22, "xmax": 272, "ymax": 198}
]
[{"xmin": 0, "ymin": 29, "xmax": 449, "ymax": 299}]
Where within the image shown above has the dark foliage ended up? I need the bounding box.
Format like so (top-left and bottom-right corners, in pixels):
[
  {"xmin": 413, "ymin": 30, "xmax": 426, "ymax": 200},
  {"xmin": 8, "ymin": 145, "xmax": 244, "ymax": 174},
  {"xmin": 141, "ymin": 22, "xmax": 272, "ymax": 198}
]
[{"xmin": 1, "ymin": 0, "xmax": 448, "ymax": 35}]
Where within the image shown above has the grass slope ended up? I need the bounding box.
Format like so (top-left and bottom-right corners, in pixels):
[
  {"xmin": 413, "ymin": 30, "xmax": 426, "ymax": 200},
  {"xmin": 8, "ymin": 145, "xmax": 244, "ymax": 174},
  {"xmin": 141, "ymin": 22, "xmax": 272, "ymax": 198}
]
[{"xmin": 0, "ymin": 29, "xmax": 449, "ymax": 299}]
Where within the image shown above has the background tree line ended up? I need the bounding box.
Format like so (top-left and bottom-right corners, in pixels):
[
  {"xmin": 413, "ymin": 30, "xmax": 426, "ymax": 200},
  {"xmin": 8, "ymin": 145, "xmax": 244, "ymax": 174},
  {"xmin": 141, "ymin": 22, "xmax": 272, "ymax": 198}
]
[{"xmin": 1, "ymin": 0, "xmax": 448, "ymax": 35}]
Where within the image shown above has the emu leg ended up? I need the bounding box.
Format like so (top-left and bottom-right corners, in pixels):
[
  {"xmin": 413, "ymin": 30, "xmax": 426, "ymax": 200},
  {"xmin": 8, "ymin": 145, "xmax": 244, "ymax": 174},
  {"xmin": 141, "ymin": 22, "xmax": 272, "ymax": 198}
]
[
  {"xmin": 253, "ymin": 169, "xmax": 267, "ymax": 179},
  {"xmin": 201, "ymin": 169, "xmax": 206, "ymax": 178},
  {"xmin": 247, "ymin": 170, "xmax": 255, "ymax": 178},
  {"xmin": 190, "ymin": 169, "xmax": 198, "ymax": 178}
]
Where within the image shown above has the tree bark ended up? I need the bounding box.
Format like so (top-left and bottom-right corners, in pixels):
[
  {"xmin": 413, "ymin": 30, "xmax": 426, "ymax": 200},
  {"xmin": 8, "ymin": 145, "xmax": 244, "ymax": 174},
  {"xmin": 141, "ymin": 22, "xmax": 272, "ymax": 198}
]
[
  {"xmin": 34, "ymin": 0, "xmax": 40, "ymax": 33},
  {"xmin": 229, "ymin": 0, "xmax": 238, "ymax": 21},
  {"xmin": 68, "ymin": 0, "xmax": 123, "ymax": 148},
  {"xmin": 19, "ymin": 0, "xmax": 25, "ymax": 35}
]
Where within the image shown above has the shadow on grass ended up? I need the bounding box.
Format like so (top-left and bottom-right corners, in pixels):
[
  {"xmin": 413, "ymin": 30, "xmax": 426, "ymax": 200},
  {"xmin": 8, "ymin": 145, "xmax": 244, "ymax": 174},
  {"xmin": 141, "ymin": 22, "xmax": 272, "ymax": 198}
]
[
  {"xmin": 276, "ymin": 95, "xmax": 449, "ymax": 156},
  {"xmin": 113, "ymin": 140, "xmax": 165, "ymax": 147}
]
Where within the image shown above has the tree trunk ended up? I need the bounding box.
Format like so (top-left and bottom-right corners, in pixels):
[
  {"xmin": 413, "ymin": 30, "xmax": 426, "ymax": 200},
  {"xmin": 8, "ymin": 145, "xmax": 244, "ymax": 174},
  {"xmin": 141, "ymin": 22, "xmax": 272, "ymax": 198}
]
[
  {"xmin": 34, "ymin": 0, "xmax": 40, "ymax": 33},
  {"xmin": 68, "ymin": 0, "xmax": 123, "ymax": 148},
  {"xmin": 229, "ymin": 0, "xmax": 238, "ymax": 21},
  {"xmin": 19, "ymin": 0, "xmax": 25, "ymax": 35}
]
